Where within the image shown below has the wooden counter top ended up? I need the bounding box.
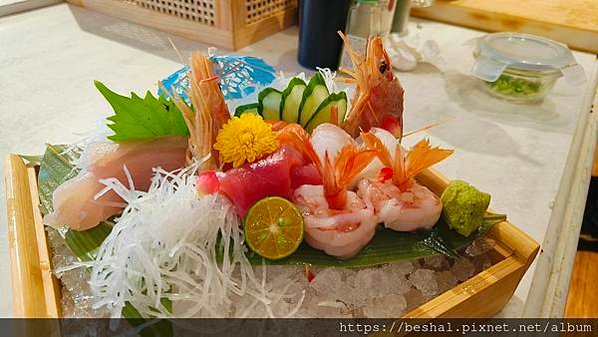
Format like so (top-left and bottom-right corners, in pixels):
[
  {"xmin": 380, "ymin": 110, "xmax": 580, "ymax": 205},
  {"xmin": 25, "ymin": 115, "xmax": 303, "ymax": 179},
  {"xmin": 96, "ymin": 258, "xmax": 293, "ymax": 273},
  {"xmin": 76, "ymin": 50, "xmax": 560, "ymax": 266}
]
[{"xmin": 412, "ymin": 0, "xmax": 598, "ymax": 53}]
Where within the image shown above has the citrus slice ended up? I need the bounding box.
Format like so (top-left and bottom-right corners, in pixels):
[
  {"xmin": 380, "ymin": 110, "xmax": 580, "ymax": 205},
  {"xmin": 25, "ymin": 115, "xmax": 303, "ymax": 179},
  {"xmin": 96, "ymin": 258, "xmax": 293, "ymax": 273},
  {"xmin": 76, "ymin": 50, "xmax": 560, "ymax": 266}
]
[{"xmin": 244, "ymin": 197, "xmax": 304, "ymax": 260}]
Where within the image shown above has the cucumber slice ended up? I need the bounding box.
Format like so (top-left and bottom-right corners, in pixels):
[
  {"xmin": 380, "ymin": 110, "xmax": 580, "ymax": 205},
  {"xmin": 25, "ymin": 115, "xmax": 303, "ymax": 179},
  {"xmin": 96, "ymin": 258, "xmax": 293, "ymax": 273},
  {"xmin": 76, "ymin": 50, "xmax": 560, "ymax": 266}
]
[
  {"xmin": 299, "ymin": 73, "xmax": 329, "ymax": 127},
  {"xmin": 304, "ymin": 92, "xmax": 348, "ymax": 133},
  {"xmin": 280, "ymin": 78, "xmax": 307, "ymax": 123},
  {"xmin": 234, "ymin": 103, "xmax": 259, "ymax": 117},
  {"xmin": 258, "ymin": 88, "xmax": 282, "ymax": 121}
]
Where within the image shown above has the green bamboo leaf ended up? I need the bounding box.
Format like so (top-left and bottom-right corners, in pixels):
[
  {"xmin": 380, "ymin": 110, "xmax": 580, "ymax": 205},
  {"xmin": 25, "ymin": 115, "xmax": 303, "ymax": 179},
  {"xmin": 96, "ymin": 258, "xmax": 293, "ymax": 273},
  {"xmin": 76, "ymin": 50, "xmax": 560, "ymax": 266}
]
[
  {"xmin": 37, "ymin": 144, "xmax": 81, "ymax": 215},
  {"xmin": 123, "ymin": 300, "xmax": 173, "ymax": 337},
  {"xmin": 64, "ymin": 221, "xmax": 113, "ymax": 262},
  {"xmin": 245, "ymin": 216, "xmax": 499, "ymax": 267},
  {"xmin": 18, "ymin": 154, "xmax": 43, "ymax": 167},
  {"xmin": 38, "ymin": 143, "xmax": 500, "ymax": 270}
]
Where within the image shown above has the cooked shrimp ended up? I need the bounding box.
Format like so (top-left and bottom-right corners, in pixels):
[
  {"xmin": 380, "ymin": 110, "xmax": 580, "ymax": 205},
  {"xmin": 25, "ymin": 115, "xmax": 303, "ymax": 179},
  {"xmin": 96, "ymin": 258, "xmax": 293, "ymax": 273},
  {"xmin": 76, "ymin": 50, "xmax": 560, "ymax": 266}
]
[
  {"xmin": 277, "ymin": 123, "xmax": 377, "ymax": 258},
  {"xmin": 338, "ymin": 32, "xmax": 404, "ymax": 139},
  {"xmin": 294, "ymin": 185, "xmax": 376, "ymax": 259},
  {"xmin": 357, "ymin": 179, "xmax": 442, "ymax": 231},
  {"xmin": 170, "ymin": 52, "xmax": 230, "ymax": 170},
  {"xmin": 359, "ymin": 133, "xmax": 453, "ymax": 231}
]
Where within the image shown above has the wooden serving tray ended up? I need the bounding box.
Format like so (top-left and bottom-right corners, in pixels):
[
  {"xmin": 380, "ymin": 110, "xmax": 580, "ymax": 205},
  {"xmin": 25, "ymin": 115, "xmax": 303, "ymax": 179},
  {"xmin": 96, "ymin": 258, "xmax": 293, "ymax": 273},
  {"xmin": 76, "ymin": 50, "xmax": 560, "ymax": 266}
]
[{"xmin": 5, "ymin": 154, "xmax": 539, "ymax": 318}]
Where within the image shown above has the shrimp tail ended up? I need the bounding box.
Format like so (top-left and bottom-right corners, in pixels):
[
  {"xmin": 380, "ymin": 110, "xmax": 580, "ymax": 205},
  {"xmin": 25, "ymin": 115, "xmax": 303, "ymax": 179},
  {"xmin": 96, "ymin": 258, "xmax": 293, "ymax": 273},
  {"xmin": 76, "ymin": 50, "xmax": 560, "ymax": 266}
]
[
  {"xmin": 324, "ymin": 144, "xmax": 376, "ymax": 210},
  {"xmin": 404, "ymin": 139, "xmax": 454, "ymax": 180},
  {"xmin": 364, "ymin": 132, "xmax": 452, "ymax": 188},
  {"xmin": 362, "ymin": 131, "xmax": 406, "ymax": 186},
  {"xmin": 361, "ymin": 132, "xmax": 393, "ymax": 167}
]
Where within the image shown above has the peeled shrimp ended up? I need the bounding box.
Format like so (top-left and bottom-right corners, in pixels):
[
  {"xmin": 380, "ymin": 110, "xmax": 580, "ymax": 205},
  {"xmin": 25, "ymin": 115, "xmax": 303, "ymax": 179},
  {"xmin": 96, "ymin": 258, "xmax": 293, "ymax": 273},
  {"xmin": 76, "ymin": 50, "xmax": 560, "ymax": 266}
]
[
  {"xmin": 357, "ymin": 179, "xmax": 441, "ymax": 231},
  {"xmin": 294, "ymin": 185, "xmax": 377, "ymax": 259},
  {"xmin": 277, "ymin": 123, "xmax": 377, "ymax": 259},
  {"xmin": 359, "ymin": 133, "xmax": 453, "ymax": 232}
]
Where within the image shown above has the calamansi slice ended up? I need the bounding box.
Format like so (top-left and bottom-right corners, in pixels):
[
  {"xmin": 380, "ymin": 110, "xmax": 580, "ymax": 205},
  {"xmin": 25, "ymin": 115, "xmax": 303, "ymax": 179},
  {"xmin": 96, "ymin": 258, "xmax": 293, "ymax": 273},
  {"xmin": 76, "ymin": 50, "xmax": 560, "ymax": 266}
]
[{"xmin": 244, "ymin": 197, "xmax": 304, "ymax": 260}]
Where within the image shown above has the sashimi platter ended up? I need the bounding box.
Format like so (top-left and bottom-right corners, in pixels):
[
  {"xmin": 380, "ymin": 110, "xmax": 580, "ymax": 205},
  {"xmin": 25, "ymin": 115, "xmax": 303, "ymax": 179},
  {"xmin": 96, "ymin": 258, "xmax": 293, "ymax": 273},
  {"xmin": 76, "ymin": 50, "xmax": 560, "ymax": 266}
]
[{"xmin": 16, "ymin": 33, "xmax": 538, "ymax": 322}]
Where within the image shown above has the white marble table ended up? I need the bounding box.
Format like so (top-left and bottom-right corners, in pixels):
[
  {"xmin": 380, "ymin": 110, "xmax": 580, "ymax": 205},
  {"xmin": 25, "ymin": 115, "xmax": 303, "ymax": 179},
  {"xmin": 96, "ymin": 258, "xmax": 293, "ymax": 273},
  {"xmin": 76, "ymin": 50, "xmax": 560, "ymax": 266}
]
[{"xmin": 1, "ymin": 3, "xmax": 596, "ymax": 318}]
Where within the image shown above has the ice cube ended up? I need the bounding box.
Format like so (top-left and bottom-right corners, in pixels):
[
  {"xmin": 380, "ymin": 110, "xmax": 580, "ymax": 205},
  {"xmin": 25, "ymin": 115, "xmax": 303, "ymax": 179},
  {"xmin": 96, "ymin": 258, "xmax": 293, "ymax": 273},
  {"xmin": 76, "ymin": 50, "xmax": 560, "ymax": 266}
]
[
  {"xmin": 310, "ymin": 268, "xmax": 342, "ymax": 294},
  {"xmin": 341, "ymin": 268, "xmax": 358, "ymax": 287},
  {"xmin": 404, "ymin": 289, "xmax": 425, "ymax": 311},
  {"xmin": 435, "ymin": 270, "xmax": 458, "ymax": 294},
  {"xmin": 353, "ymin": 268, "xmax": 387, "ymax": 302},
  {"xmin": 423, "ymin": 255, "xmax": 448, "ymax": 270},
  {"xmin": 472, "ymin": 255, "xmax": 493, "ymax": 273},
  {"xmin": 380, "ymin": 264, "xmax": 412, "ymax": 295},
  {"xmin": 465, "ymin": 238, "xmax": 496, "ymax": 257},
  {"xmin": 312, "ymin": 299, "xmax": 352, "ymax": 318},
  {"xmin": 408, "ymin": 269, "xmax": 438, "ymax": 296},
  {"xmin": 362, "ymin": 294, "xmax": 407, "ymax": 318},
  {"xmin": 393, "ymin": 261, "xmax": 415, "ymax": 275},
  {"xmin": 450, "ymin": 257, "xmax": 476, "ymax": 282}
]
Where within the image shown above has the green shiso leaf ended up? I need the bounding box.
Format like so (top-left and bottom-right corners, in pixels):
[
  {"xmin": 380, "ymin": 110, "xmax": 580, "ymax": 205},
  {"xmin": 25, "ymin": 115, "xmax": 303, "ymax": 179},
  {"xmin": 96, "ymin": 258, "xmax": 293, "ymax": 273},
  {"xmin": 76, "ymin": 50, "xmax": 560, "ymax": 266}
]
[{"xmin": 95, "ymin": 81, "xmax": 189, "ymax": 142}]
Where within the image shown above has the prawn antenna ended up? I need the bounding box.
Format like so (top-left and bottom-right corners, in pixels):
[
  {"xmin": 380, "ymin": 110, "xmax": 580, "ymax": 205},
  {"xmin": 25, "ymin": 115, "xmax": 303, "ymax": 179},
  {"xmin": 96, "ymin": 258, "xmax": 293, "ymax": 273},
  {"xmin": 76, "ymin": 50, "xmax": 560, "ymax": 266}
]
[
  {"xmin": 168, "ymin": 37, "xmax": 185, "ymax": 65},
  {"xmin": 402, "ymin": 116, "xmax": 456, "ymax": 138}
]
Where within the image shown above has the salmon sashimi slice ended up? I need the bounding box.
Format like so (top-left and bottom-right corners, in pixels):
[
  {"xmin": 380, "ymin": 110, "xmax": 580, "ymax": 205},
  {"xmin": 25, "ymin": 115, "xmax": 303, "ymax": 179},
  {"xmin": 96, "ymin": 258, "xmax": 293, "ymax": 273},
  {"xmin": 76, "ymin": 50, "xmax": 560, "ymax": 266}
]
[{"xmin": 44, "ymin": 136, "xmax": 188, "ymax": 230}]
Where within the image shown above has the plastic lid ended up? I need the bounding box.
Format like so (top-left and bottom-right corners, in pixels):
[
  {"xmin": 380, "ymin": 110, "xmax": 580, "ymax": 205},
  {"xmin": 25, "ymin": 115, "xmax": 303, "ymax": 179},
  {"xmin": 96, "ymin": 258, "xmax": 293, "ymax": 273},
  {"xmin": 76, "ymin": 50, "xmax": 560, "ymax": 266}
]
[{"xmin": 472, "ymin": 32, "xmax": 586, "ymax": 84}]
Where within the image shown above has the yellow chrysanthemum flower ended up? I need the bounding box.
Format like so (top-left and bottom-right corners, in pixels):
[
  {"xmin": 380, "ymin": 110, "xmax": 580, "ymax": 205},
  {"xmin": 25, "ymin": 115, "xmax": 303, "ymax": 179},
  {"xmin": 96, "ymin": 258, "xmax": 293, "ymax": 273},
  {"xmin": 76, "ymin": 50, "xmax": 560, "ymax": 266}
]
[{"xmin": 214, "ymin": 113, "xmax": 279, "ymax": 167}]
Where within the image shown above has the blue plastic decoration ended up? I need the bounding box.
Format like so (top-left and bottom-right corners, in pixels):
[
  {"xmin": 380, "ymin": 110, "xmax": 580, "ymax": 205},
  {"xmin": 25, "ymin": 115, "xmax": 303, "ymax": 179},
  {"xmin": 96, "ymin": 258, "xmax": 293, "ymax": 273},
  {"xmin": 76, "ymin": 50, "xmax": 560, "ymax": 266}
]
[
  {"xmin": 210, "ymin": 55, "xmax": 277, "ymax": 100},
  {"xmin": 158, "ymin": 54, "xmax": 276, "ymax": 103},
  {"xmin": 158, "ymin": 66, "xmax": 190, "ymax": 103}
]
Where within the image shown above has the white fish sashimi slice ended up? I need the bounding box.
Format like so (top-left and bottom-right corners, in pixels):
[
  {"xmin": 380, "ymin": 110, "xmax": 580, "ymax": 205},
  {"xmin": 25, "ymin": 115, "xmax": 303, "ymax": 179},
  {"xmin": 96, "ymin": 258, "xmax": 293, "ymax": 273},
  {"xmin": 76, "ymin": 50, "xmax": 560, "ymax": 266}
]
[
  {"xmin": 44, "ymin": 137, "xmax": 188, "ymax": 231},
  {"xmin": 310, "ymin": 123, "xmax": 354, "ymax": 164}
]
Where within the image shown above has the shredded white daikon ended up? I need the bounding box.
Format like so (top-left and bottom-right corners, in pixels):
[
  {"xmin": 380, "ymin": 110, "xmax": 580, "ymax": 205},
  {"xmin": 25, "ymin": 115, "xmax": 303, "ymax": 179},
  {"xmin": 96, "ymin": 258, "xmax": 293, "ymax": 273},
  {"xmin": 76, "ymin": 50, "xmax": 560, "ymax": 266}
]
[
  {"xmin": 316, "ymin": 67, "xmax": 338, "ymax": 93},
  {"xmin": 88, "ymin": 164, "xmax": 302, "ymax": 318}
]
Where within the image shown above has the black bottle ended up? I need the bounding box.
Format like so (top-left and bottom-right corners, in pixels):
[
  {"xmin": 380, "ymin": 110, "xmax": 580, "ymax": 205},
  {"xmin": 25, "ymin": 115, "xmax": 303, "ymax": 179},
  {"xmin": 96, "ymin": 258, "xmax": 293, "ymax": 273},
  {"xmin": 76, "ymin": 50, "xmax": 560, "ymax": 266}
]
[{"xmin": 297, "ymin": 0, "xmax": 353, "ymax": 70}]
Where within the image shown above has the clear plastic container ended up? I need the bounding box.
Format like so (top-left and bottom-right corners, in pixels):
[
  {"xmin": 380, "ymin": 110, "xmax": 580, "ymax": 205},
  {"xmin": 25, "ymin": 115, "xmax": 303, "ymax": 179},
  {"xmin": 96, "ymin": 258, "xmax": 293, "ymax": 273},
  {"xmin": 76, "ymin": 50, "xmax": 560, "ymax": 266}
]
[
  {"xmin": 471, "ymin": 32, "xmax": 586, "ymax": 103},
  {"xmin": 340, "ymin": 0, "xmax": 394, "ymax": 69},
  {"xmin": 345, "ymin": 0, "xmax": 393, "ymax": 39}
]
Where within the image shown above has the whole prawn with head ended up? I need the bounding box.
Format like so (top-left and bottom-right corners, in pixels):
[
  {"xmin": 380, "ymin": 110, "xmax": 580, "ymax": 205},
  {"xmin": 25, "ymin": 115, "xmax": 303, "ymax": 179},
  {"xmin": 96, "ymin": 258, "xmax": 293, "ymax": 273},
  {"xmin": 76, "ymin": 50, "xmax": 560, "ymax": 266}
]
[
  {"xmin": 339, "ymin": 32, "xmax": 405, "ymax": 140},
  {"xmin": 169, "ymin": 52, "xmax": 231, "ymax": 171},
  {"xmin": 277, "ymin": 124, "xmax": 377, "ymax": 259}
]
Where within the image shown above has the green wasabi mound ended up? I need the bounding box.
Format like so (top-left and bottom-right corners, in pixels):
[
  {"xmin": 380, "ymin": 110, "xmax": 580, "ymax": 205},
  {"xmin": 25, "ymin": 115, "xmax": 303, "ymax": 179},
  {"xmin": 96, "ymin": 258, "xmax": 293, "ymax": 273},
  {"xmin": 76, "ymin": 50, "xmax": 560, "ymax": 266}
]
[{"xmin": 441, "ymin": 180, "xmax": 491, "ymax": 237}]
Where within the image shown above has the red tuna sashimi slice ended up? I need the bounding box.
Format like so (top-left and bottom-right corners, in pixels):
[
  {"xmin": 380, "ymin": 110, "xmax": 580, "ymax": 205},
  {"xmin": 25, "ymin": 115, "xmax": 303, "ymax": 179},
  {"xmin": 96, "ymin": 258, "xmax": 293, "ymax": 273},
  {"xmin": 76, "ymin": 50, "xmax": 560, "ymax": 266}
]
[
  {"xmin": 290, "ymin": 163, "xmax": 321, "ymax": 189},
  {"xmin": 218, "ymin": 145, "xmax": 321, "ymax": 218},
  {"xmin": 44, "ymin": 136, "xmax": 187, "ymax": 230}
]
